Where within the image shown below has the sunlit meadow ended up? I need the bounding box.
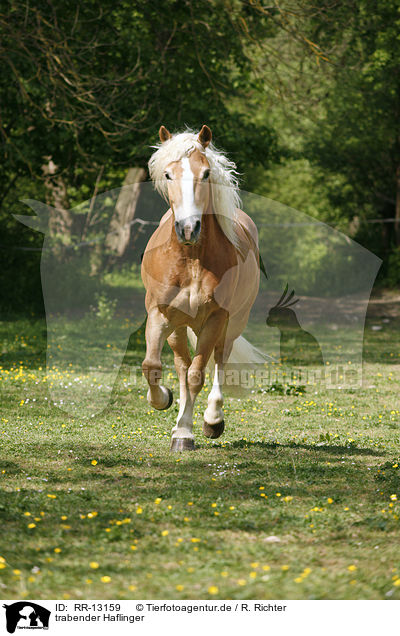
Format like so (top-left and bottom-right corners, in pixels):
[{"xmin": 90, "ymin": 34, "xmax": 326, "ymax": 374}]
[{"xmin": 1, "ymin": 297, "xmax": 400, "ymax": 600}]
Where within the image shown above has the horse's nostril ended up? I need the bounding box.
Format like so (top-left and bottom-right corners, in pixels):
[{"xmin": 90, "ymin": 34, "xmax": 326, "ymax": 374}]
[{"xmin": 194, "ymin": 220, "xmax": 201, "ymax": 234}]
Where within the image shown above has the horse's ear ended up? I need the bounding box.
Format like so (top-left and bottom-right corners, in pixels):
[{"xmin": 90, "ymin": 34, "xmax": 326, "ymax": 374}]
[
  {"xmin": 198, "ymin": 125, "xmax": 212, "ymax": 148},
  {"xmin": 159, "ymin": 126, "xmax": 171, "ymax": 143}
]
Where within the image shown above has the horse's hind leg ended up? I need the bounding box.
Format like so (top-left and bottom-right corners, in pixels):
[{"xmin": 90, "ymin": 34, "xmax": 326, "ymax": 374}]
[
  {"xmin": 142, "ymin": 308, "xmax": 173, "ymax": 410},
  {"xmin": 168, "ymin": 327, "xmax": 195, "ymax": 451}
]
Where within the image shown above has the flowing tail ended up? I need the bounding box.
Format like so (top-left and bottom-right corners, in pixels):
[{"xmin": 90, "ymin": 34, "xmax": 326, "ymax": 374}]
[{"xmin": 187, "ymin": 328, "xmax": 273, "ymax": 368}]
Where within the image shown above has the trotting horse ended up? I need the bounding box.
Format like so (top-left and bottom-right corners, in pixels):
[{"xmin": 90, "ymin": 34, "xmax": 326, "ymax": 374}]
[{"xmin": 141, "ymin": 125, "xmax": 264, "ymax": 451}]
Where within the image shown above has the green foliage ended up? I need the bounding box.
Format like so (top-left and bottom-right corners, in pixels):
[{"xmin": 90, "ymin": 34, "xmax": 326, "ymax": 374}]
[
  {"xmin": 303, "ymin": 0, "xmax": 400, "ymax": 245},
  {"xmin": 386, "ymin": 249, "xmax": 400, "ymax": 287},
  {"xmin": 0, "ymin": 0, "xmax": 278, "ymax": 313},
  {"xmin": 92, "ymin": 292, "xmax": 117, "ymax": 322},
  {"xmin": 0, "ymin": 0, "xmax": 277, "ymax": 187},
  {"xmin": 2, "ymin": 0, "xmax": 400, "ymax": 313}
]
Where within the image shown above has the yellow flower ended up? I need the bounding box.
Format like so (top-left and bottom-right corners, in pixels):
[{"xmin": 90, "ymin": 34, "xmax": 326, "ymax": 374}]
[
  {"xmin": 27, "ymin": 523, "xmax": 36, "ymax": 529},
  {"xmin": 101, "ymin": 576, "xmax": 111, "ymax": 583},
  {"xmin": 47, "ymin": 494, "xmax": 57, "ymax": 499},
  {"xmin": 176, "ymin": 584, "xmax": 184, "ymax": 592},
  {"xmin": 394, "ymin": 579, "xmax": 400, "ymax": 587},
  {"xmin": 13, "ymin": 569, "xmax": 21, "ymax": 575},
  {"xmin": 220, "ymin": 571, "xmax": 228, "ymax": 577},
  {"xmin": 211, "ymin": 503, "xmax": 217, "ymax": 508},
  {"xmin": 128, "ymin": 585, "xmax": 137, "ymax": 591},
  {"xmin": 54, "ymin": 548, "xmax": 61, "ymax": 553},
  {"xmin": 276, "ymin": 493, "xmax": 281, "ymax": 497},
  {"xmin": 61, "ymin": 515, "xmax": 68, "ymax": 521},
  {"xmin": 327, "ymin": 498, "xmax": 333, "ymax": 504},
  {"xmin": 90, "ymin": 562, "xmax": 99, "ymax": 569},
  {"xmin": 229, "ymin": 506, "xmax": 235, "ymax": 510},
  {"xmin": 250, "ymin": 562, "xmax": 259, "ymax": 569},
  {"xmin": 390, "ymin": 494, "xmax": 397, "ymax": 501},
  {"xmin": 347, "ymin": 565, "xmax": 357, "ymax": 572},
  {"xmin": 0, "ymin": 557, "xmax": 5, "ymax": 563},
  {"xmin": 249, "ymin": 572, "xmax": 257, "ymax": 579},
  {"xmin": 208, "ymin": 585, "xmax": 218, "ymax": 594},
  {"xmin": 281, "ymin": 565, "xmax": 289, "ymax": 571},
  {"xmin": 237, "ymin": 579, "xmax": 246, "ymax": 586},
  {"xmin": 161, "ymin": 530, "xmax": 169, "ymax": 536},
  {"xmin": 136, "ymin": 507, "xmax": 143, "ymax": 514},
  {"xmin": 262, "ymin": 565, "xmax": 271, "ymax": 571},
  {"xmin": 130, "ymin": 545, "xmax": 137, "ymax": 551},
  {"xmin": 0, "ymin": 563, "xmax": 6, "ymax": 570},
  {"xmin": 91, "ymin": 460, "xmax": 98, "ymax": 466},
  {"xmin": 154, "ymin": 498, "xmax": 162, "ymax": 504},
  {"xmin": 23, "ymin": 512, "xmax": 31, "ymax": 516}
]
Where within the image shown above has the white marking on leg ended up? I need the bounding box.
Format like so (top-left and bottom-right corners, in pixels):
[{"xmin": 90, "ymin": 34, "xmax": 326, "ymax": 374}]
[
  {"xmin": 204, "ymin": 363, "xmax": 224, "ymax": 425},
  {"xmin": 172, "ymin": 388, "xmax": 195, "ymax": 440}
]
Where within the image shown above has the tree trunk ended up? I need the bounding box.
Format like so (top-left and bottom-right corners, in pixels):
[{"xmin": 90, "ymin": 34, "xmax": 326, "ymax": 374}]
[
  {"xmin": 105, "ymin": 167, "xmax": 146, "ymax": 260},
  {"xmin": 395, "ymin": 164, "xmax": 400, "ymax": 247},
  {"xmin": 42, "ymin": 158, "xmax": 73, "ymax": 243}
]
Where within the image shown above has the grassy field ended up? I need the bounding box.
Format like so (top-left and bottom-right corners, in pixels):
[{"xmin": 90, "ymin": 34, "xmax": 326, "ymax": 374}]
[{"xmin": 1, "ymin": 293, "xmax": 400, "ymax": 600}]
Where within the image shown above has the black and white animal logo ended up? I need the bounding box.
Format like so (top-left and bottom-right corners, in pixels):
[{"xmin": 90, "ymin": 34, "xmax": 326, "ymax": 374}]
[{"xmin": 2, "ymin": 602, "xmax": 50, "ymax": 633}]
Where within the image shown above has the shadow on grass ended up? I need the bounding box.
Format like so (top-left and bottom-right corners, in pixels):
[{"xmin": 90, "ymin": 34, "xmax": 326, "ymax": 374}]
[
  {"xmin": 225, "ymin": 439, "xmax": 384, "ymax": 457},
  {"xmin": 0, "ymin": 437, "xmax": 391, "ymax": 535}
]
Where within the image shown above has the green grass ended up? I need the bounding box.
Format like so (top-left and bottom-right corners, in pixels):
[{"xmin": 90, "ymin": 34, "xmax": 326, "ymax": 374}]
[{"xmin": 0, "ymin": 308, "xmax": 400, "ymax": 600}]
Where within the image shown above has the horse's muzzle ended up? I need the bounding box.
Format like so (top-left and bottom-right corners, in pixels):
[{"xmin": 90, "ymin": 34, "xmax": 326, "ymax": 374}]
[{"xmin": 175, "ymin": 216, "xmax": 202, "ymax": 245}]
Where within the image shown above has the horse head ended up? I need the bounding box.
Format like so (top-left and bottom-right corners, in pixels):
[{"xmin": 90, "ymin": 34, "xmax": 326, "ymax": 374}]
[{"xmin": 150, "ymin": 125, "xmax": 213, "ymax": 246}]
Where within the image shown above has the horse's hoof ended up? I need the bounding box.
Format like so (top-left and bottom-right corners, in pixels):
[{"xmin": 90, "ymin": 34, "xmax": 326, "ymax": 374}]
[
  {"xmin": 158, "ymin": 388, "xmax": 173, "ymax": 410},
  {"xmin": 203, "ymin": 419, "xmax": 225, "ymax": 439},
  {"xmin": 170, "ymin": 438, "xmax": 195, "ymax": 452}
]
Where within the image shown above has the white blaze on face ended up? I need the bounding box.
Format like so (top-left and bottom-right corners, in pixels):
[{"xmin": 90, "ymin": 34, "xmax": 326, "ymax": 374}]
[{"xmin": 174, "ymin": 156, "xmax": 202, "ymax": 222}]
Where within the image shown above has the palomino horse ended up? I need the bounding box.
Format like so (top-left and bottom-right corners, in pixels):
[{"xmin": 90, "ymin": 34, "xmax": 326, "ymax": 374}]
[{"xmin": 141, "ymin": 125, "xmax": 264, "ymax": 451}]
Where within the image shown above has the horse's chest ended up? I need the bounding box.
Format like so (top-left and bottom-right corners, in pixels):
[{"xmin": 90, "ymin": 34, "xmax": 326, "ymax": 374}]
[
  {"xmin": 159, "ymin": 261, "xmax": 217, "ymax": 324},
  {"xmin": 172, "ymin": 279, "xmax": 213, "ymax": 317}
]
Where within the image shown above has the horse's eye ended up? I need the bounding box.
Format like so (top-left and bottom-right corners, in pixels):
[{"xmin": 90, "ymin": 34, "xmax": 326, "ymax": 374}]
[
  {"xmin": 165, "ymin": 172, "xmax": 171, "ymax": 180},
  {"xmin": 202, "ymin": 169, "xmax": 210, "ymax": 180}
]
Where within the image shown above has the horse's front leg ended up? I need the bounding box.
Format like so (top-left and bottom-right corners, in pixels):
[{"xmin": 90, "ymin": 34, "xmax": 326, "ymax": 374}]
[
  {"xmin": 168, "ymin": 327, "xmax": 194, "ymax": 451},
  {"xmin": 170, "ymin": 310, "xmax": 227, "ymax": 451},
  {"xmin": 203, "ymin": 339, "xmax": 233, "ymax": 439},
  {"xmin": 142, "ymin": 308, "xmax": 174, "ymax": 410}
]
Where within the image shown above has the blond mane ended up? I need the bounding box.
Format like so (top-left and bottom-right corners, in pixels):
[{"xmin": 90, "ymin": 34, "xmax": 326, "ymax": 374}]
[{"xmin": 148, "ymin": 129, "xmax": 241, "ymax": 248}]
